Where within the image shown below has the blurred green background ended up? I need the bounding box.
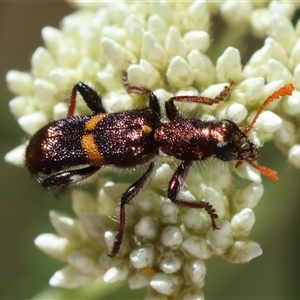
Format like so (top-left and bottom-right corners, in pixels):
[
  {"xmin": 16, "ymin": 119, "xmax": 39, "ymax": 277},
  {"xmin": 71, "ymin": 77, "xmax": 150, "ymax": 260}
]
[{"xmin": 1, "ymin": 2, "xmax": 300, "ymax": 299}]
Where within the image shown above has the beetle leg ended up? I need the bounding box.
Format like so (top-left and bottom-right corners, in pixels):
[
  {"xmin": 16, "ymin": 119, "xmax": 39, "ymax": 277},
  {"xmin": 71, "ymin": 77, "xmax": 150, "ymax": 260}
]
[
  {"xmin": 121, "ymin": 71, "xmax": 161, "ymax": 117},
  {"xmin": 165, "ymin": 81, "xmax": 235, "ymax": 121},
  {"xmin": 167, "ymin": 160, "xmax": 219, "ymax": 230},
  {"xmin": 108, "ymin": 162, "xmax": 155, "ymax": 257},
  {"xmin": 41, "ymin": 165, "xmax": 101, "ymax": 188},
  {"xmin": 68, "ymin": 82, "xmax": 106, "ymax": 117}
]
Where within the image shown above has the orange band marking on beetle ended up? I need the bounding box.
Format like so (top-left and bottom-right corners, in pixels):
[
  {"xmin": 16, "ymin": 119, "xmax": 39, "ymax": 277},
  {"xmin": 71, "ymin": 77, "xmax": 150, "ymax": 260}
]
[
  {"xmin": 141, "ymin": 125, "xmax": 153, "ymax": 134},
  {"xmin": 85, "ymin": 113, "xmax": 108, "ymax": 131},
  {"xmin": 81, "ymin": 134, "xmax": 106, "ymax": 164}
]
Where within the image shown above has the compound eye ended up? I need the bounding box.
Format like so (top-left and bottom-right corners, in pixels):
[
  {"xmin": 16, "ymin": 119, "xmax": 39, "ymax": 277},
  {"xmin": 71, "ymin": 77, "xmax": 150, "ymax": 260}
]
[{"xmin": 215, "ymin": 141, "xmax": 237, "ymax": 161}]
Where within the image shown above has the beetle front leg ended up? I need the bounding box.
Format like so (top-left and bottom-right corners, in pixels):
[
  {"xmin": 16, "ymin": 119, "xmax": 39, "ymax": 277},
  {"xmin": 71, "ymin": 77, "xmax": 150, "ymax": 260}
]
[
  {"xmin": 165, "ymin": 81, "xmax": 235, "ymax": 121},
  {"xmin": 108, "ymin": 162, "xmax": 155, "ymax": 257},
  {"xmin": 68, "ymin": 82, "xmax": 107, "ymax": 117},
  {"xmin": 167, "ymin": 160, "xmax": 219, "ymax": 230}
]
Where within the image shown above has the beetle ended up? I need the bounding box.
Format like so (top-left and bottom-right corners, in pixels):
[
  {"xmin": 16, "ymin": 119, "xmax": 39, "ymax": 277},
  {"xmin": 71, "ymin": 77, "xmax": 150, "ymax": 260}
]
[{"xmin": 25, "ymin": 71, "xmax": 294, "ymax": 257}]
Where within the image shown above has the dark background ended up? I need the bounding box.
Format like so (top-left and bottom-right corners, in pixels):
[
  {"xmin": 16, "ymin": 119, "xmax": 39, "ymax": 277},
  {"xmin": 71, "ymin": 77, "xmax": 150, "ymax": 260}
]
[{"xmin": 1, "ymin": 2, "xmax": 300, "ymax": 299}]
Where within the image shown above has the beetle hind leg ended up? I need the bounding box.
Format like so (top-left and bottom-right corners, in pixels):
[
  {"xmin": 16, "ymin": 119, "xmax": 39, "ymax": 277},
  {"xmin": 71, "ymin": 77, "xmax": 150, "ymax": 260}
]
[
  {"xmin": 107, "ymin": 162, "xmax": 155, "ymax": 257},
  {"xmin": 41, "ymin": 165, "xmax": 102, "ymax": 188}
]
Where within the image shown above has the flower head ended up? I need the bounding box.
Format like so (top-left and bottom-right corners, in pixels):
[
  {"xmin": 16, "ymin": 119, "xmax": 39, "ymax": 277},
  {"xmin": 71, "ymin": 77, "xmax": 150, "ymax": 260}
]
[{"xmin": 5, "ymin": 1, "xmax": 300, "ymax": 299}]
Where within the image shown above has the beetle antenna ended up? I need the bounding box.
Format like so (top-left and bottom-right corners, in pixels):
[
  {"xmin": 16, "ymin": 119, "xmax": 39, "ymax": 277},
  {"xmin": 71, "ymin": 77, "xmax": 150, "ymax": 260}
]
[
  {"xmin": 243, "ymin": 83, "xmax": 295, "ymax": 135},
  {"xmin": 235, "ymin": 83, "xmax": 295, "ymax": 180}
]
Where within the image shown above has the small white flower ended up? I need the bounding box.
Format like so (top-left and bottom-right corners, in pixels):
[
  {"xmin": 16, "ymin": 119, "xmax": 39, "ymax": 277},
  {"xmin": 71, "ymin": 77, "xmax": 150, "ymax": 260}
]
[
  {"xmin": 17, "ymin": 111, "xmax": 47, "ymax": 135},
  {"xmin": 135, "ymin": 217, "xmax": 159, "ymax": 242},
  {"xmin": 160, "ymin": 225, "xmax": 183, "ymax": 249},
  {"xmin": 130, "ymin": 244, "xmax": 156, "ymax": 269},
  {"xmin": 224, "ymin": 240, "xmax": 263, "ymax": 264},
  {"xmin": 232, "ymin": 182, "xmax": 264, "ymax": 211},
  {"xmin": 159, "ymin": 252, "xmax": 182, "ymax": 274},
  {"xmin": 181, "ymin": 236, "xmax": 212, "ymax": 260},
  {"xmin": 288, "ymin": 145, "xmax": 300, "ymax": 168},
  {"xmin": 231, "ymin": 208, "xmax": 256, "ymax": 238},
  {"xmin": 34, "ymin": 233, "xmax": 71, "ymax": 261},
  {"xmin": 4, "ymin": 144, "xmax": 26, "ymax": 167},
  {"xmin": 50, "ymin": 265, "xmax": 95, "ymax": 288},
  {"xmin": 5, "ymin": 1, "xmax": 300, "ymax": 299},
  {"xmin": 103, "ymin": 260, "xmax": 130, "ymax": 283},
  {"xmin": 217, "ymin": 47, "xmax": 243, "ymax": 82},
  {"xmin": 150, "ymin": 273, "xmax": 181, "ymax": 296},
  {"xmin": 220, "ymin": 2, "xmax": 252, "ymax": 26}
]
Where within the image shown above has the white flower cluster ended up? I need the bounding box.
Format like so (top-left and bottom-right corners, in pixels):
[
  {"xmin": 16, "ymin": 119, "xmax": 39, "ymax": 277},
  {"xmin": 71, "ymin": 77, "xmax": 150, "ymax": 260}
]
[
  {"xmin": 4, "ymin": 1, "xmax": 300, "ymax": 299},
  {"xmin": 34, "ymin": 165, "xmax": 263, "ymax": 298}
]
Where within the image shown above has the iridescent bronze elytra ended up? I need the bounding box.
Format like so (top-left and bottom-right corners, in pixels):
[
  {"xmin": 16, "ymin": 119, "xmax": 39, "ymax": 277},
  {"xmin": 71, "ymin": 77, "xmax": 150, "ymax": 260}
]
[{"xmin": 25, "ymin": 71, "xmax": 294, "ymax": 256}]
